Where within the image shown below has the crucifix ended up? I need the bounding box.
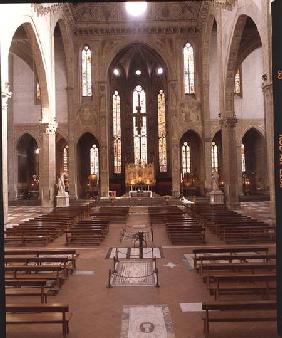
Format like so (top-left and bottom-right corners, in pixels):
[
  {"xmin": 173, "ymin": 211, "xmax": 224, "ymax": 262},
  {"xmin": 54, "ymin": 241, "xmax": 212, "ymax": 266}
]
[{"xmin": 135, "ymin": 90, "xmax": 143, "ymax": 134}]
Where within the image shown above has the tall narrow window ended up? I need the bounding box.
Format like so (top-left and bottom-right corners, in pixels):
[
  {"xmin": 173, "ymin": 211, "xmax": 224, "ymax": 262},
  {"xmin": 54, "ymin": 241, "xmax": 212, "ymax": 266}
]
[
  {"xmin": 90, "ymin": 144, "xmax": 99, "ymax": 178},
  {"xmin": 81, "ymin": 45, "xmax": 92, "ymax": 96},
  {"xmin": 183, "ymin": 42, "xmax": 195, "ymax": 94},
  {"xmin": 181, "ymin": 141, "xmax": 191, "ymax": 177},
  {"xmin": 113, "ymin": 90, "xmax": 121, "ymax": 173},
  {"xmin": 158, "ymin": 90, "xmax": 167, "ymax": 172},
  {"xmin": 241, "ymin": 144, "xmax": 246, "ymax": 172},
  {"xmin": 63, "ymin": 145, "xmax": 68, "ymax": 174},
  {"xmin": 133, "ymin": 85, "xmax": 147, "ymax": 165},
  {"xmin": 234, "ymin": 68, "xmax": 241, "ymax": 95},
  {"xmin": 211, "ymin": 142, "xmax": 218, "ymax": 171}
]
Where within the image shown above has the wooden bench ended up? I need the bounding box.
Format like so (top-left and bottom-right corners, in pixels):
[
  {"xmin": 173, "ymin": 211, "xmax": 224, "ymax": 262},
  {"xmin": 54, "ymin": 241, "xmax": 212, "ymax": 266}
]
[
  {"xmin": 5, "ymin": 265, "xmax": 66, "ymax": 287},
  {"xmin": 5, "ymin": 235, "xmax": 51, "ymax": 246},
  {"xmin": 206, "ymin": 272, "xmax": 276, "ymax": 299},
  {"xmin": 202, "ymin": 300, "xmax": 276, "ymax": 337},
  {"xmin": 5, "ymin": 279, "xmax": 50, "ymax": 303},
  {"xmin": 6, "ymin": 303, "xmax": 72, "ymax": 336},
  {"xmin": 192, "ymin": 246, "xmax": 271, "ymax": 268},
  {"xmin": 5, "ymin": 248, "xmax": 79, "ymax": 270}
]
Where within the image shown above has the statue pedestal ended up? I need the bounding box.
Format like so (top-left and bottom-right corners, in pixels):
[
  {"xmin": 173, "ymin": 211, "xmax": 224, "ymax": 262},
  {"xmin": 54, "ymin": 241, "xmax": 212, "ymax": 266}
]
[
  {"xmin": 56, "ymin": 194, "xmax": 69, "ymax": 207},
  {"xmin": 209, "ymin": 190, "xmax": 224, "ymax": 205}
]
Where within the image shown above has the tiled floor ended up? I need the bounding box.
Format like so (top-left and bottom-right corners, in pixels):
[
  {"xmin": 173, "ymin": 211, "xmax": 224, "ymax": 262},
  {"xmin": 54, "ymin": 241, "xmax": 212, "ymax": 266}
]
[
  {"xmin": 5, "ymin": 202, "xmax": 279, "ymax": 338},
  {"xmin": 237, "ymin": 201, "xmax": 275, "ymax": 225},
  {"xmin": 6, "ymin": 206, "xmax": 44, "ymax": 229}
]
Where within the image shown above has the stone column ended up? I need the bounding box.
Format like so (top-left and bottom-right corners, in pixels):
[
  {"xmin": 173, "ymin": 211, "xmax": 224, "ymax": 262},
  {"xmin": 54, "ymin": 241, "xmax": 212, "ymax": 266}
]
[
  {"xmin": 168, "ymin": 80, "xmax": 180, "ymax": 196},
  {"xmin": 220, "ymin": 116, "xmax": 240, "ymax": 209},
  {"xmin": 262, "ymin": 82, "xmax": 275, "ymax": 218},
  {"xmin": 67, "ymin": 137, "xmax": 78, "ymax": 199},
  {"xmin": 39, "ymin": 121, "xmax": 57, "ymax": 211},
  {"xmin": 8, "ymin": 54, "xmax": 17, "ymax": 201},
  {"xmin": 98, "ymin": 82, "xmax": 109, "ymax": 197},
  {"xmin": 237, "ymin": 142, "xmax": 243, "ymax": 195},
  {"xmin": 66, "ymin": 86, "xmax": 78, "ymax": 199},
  {"xmin": 204, "ymin": 137, "xmax": 212, "ymax": 193},
  {"xmin": 1, "ymin": 83, "xmax": 12, "ymax": 224}
]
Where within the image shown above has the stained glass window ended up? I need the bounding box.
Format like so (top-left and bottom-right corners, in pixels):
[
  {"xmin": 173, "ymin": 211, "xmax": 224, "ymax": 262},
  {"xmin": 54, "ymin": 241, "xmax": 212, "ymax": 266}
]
[
  {"xmin": 211, "ymin": 142, "xmax": 218, "ymax": 171},
  {"xmin": 133, "ymin": 85, "xmax": 147, "ymax": 165},
  {"xmin": 63, "ymin": 145, "xmax": 68, "ymax": 174},
  {"xmin": 36, "ymin": 82, "xmax": 41, "ymax": 101},
  {"xmin": 234, "ymin": 68, "xmax": 241, "ymax": 95},
  {"xmin": 241, "ymin": 144, "xmax": 246, "ymax": 172},
  {"xmin": 158, "ymin": 90, "xmax": 167, "ymax": 172},
  {"xmin": 181, "ymin": 141, "xmax": 191, "ymax": 176},
  {"xmin": 90, "ymin": 144, "xmax": 99, "ymax": 178},
  {"xmin": 113, "ymin": 90, "xmax": 121, "ymax": 173},
  {"xmin": 82, "ymin": 45, "xmax": 92, "ymax": 96},
  {"xmin": 183, "ymin": 43, "xmax": 195, "ymax": 94}
]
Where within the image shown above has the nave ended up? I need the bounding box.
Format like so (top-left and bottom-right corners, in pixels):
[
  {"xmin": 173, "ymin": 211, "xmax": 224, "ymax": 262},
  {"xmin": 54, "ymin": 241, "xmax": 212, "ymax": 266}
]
[{"xmin": 4, "ymin": 197, "xmax": 278, "ymax": 338}]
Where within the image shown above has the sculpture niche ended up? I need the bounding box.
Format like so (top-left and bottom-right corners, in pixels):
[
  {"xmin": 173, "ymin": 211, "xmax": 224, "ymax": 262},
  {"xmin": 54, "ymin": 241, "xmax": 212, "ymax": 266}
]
[{"xmin": 56, "ymin": 173, "xmax": 69, "ymax": 207}]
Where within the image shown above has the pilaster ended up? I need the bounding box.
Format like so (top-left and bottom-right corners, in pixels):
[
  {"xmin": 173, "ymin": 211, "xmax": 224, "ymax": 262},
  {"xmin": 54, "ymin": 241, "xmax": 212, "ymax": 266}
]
[{"xmin": 1, "ymin": 83, "xmax": 12, "ymax": 224}]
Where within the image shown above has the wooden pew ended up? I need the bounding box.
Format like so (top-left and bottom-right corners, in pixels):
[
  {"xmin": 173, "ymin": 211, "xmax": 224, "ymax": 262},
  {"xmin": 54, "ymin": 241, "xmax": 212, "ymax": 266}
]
[
  {"xmin": 192, "ymin": 246, "xmax": 271, "ymax": 269},
  {"xmin": 5, "ymin": 265, "xmax": 66, "ymax": 287},
  {"xmin": 5, "ymin": 279, "xmax": 50, "ymax": 303},
  {"xmin": 202, "ymin": 300, "xmax": 276, "ymax": 337},
  {"xmin": 5, "ymin": 248, "xmax": 78, "ymax": 270},
  {"xmin": 6, "ymin": 303, "xmax": 72, "ymax": 336}
]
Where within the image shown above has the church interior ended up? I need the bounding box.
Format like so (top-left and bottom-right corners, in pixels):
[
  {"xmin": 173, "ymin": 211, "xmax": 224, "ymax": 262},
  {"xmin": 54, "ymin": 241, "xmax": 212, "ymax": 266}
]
[{"xmin": 0, "ymin": 1, "xmax": 279, "ymax": 337}]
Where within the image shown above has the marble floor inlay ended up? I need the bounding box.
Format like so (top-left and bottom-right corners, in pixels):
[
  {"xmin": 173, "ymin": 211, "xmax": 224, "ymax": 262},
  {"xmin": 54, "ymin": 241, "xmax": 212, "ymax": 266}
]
[
  {"xmin": 111, "ymin": 260, "xmax": 156, "ymax": 287},
  {"xmin": 106, "ymin": 247, "xmax": 163, "ymax": 259},
  {"xmin": 120, "ymin": 305, "xmax": 175, "ymax": 338}
]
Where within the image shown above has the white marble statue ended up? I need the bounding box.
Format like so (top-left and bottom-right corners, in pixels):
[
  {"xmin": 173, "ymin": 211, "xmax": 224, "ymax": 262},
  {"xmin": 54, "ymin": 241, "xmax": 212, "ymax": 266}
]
[
  {"xmin": 211, "ymin": 170, "xmax": 219, "ymax": 191},
  {"xmin": 57, "ymin": 174, "xmax": 67, "ymax": 196}
]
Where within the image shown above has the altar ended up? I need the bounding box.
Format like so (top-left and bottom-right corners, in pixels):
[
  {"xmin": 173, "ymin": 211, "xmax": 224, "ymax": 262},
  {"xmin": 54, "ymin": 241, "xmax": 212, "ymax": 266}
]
[{"xmin": 125, "ymin": 163, "xmax": 155, "ymax": 198}]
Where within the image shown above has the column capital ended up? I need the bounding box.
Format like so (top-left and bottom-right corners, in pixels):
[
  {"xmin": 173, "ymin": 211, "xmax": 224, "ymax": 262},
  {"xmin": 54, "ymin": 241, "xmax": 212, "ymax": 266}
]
[
  {"xmin": 1, "ymin": 82, "xmax": 12, "ymax": 108},
  {"xmin": 219, "ymin": 116, "xmax": 238, "ymax": 128},
  {"xmin": 40, "ymin": 120, "xmax": 58, "ymax": 135}
]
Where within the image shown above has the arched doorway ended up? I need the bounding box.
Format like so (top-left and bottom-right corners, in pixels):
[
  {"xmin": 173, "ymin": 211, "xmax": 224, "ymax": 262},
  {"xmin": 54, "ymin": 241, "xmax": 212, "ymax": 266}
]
[
  {"xmin": 77, "ymin": 133, "xmax": 99, "ymax": 198},
  {"xmin": 108, "ymin": 43, "xmax": 169, "ymax": 196},
  {"xmin": 241, "ymin": 128, "xmax": 268, "ymax": 196},
  {"xmin": 180, "ymin": 130, "xmax": 203, "ymax": 196},
  {"xmin": 16, "ymin": 133, "xmax": 39, "ymax": 199}
]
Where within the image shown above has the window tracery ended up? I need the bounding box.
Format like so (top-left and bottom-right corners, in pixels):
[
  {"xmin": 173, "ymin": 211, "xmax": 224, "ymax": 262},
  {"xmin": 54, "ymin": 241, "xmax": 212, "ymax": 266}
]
[
  {"xmin": 133, "ymin": 85, "xmax": 147, "ymax": 165},
  {"xmin": 113, "ymin": 90, "xmax": 121, "ymax": 173},
  {"xmin": 90, "ymin": 144, "xmax": 99, "ymax": 178},
  {"xmin": 82, "ymin": 45, "xmax": 92, "ymax": 96},
  {"xmin": 158, "ymin": 90, "xmax": 167, "ymax": 172},
  {"xmin": 183, "ymin": 43, "xmax": 195, "ymax": 94}
]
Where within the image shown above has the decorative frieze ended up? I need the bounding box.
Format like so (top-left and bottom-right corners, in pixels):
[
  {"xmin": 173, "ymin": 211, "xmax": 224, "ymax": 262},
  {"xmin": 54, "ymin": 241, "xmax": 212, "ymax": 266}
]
[
  {"xmin": 74, "ymin": 24, "xmax": 199, "ymax": 36},
  {"xmin": 219, "ymin": 116, "xmax": 238, "ymax": 128},
  {"xmin": 32, "ymin": 3, "xmax": 64, "ymax": 16}
]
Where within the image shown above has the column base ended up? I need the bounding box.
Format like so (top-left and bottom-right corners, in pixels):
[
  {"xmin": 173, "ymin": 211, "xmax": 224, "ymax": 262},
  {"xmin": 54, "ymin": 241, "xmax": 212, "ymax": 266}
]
[
  {"xmin": 56, "ymin": 195, "xmax": 70, "ymax": 207},
  {"xmin": 209, "ymin": 190, "xmax": 224, "ymax": 205}
]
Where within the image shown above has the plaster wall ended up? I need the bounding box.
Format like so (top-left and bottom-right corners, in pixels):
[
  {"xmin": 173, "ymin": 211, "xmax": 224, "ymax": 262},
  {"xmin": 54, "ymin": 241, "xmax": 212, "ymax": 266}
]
[
  {"xmin": 55, "ymin": 36, "xmax": 68, "ymax": 123},
  {"xmin": 13, "ymin": 54, "xmax": 41, "ymax": 124},
  {"xmin": 234, "ymin": 48, "xmax": 264, "ymax": 119},
  {"xmin": 209, "ymin": 28, "xmax": 220, "ymax": 119}
]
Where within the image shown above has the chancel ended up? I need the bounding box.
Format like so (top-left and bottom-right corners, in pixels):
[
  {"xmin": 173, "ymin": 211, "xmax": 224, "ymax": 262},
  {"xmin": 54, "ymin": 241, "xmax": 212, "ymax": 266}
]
[{"xmin": 0, "ymin": 1, "xmax": 280, "ymax": 338}]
